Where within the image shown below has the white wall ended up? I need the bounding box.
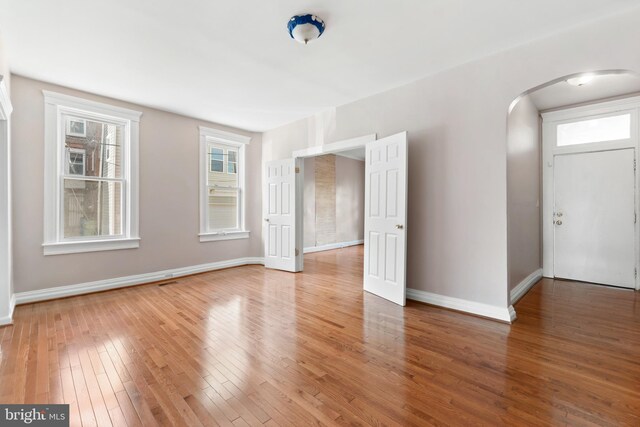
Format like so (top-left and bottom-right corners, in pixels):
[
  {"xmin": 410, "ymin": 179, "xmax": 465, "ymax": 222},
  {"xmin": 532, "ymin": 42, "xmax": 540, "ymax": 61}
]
[
  {"xmin": 0, "ymin": 31, "xmax": 12, "ymax": 324},
  {"xmin": 11, "ymin": 75, "xmax": 263, "ymax": 294},
  {"xmin": 507, "ymin": 95, "xmax": 541, "ymax": 292},
  {"xmin": 263, "ymin": 9, "xmax": 640, "ymax": 312}
]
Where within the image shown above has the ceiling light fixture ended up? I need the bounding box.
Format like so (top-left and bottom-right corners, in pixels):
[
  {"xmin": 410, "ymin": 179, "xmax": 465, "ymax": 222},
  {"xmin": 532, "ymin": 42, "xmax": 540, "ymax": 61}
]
[
  {"xmin": 566, "ymin": 74, "xmax": 596, "ymax": 87},
  {"xmin": 287, "ymin": 14, "xmax": 325, "ymax": 44}
]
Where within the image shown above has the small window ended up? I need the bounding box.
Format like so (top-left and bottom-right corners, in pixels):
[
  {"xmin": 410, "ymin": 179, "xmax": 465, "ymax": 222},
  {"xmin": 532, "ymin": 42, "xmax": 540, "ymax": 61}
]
[
  {"xmin": 210, "ymin": 147, "xmax": 224, "ymax": 172},
  {"xmin": 199, "ymin": 127, "xmax": 250, "ymax": 242},
  {"xmin": 66, "ymin": 117, "xmax": 86, "ymax": 137},
  {"xmin": 557, "ymin": 113, "xmax": 631, "ymax": 146},
  {"xmin": 207, "ymin": 143, "xmax": 239, "ymax": 230},
  {"xmin": 67, "ymin": 149, "xmax": 86, "ymax": 176}
]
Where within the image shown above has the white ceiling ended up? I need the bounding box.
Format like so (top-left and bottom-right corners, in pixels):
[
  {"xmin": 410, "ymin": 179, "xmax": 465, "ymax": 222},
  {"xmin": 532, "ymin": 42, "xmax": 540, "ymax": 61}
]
[
  {"xmin": 1, "ymin": 1, "xmax": 639, "ymax": 131},
  {"xmin": 530, "ymin": 73, "xmax": 640, "ymax": 111}
]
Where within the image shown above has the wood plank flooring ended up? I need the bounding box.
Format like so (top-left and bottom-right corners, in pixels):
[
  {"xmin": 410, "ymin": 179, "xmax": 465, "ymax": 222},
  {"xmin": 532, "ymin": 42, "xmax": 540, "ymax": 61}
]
[{"xmin": 1, "ymin": 245, "xmax": 639, "ymax": 426}]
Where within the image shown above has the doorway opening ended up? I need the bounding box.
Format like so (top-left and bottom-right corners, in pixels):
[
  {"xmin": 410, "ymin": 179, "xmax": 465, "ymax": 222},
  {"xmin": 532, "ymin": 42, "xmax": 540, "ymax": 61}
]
[
  {"xmin": 507, "ymin": 70, "xmax": 640, "ymax": 305},
  {"xmin": 263, "ymin": 133, "xmax": 409, "ymax": 306},
  {"xmin": 300, "ymin": 149, "xmax": 366, "ymax": 285}
]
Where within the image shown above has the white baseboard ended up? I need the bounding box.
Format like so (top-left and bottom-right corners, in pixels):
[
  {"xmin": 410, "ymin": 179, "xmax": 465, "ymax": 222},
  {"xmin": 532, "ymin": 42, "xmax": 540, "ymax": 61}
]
[
  {"xmin": 510, "ymin": 268, "xmax": 543, "ymax": 304},
  {"xmin": 15, "ymin": 257, "xmax": 265, "ymax": 305},
  {"xmin": 407, "ymin": 288, "xmax": 517, "ymax": 323},
  {"xmin": 304, "ymin": 239, "xmax": 364, "ymax": 254},
  {"xmin": 0, "ymin": 294, "xmax": 15, "ymax": 326}
]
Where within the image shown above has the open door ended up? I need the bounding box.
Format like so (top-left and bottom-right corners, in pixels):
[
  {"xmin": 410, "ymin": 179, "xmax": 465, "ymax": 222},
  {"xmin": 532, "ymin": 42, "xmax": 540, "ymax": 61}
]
[
  {"xmin": 264, "ymin": 158, "xmax": 303, "ymax": 272},
  {"xmin": 363, "ymin": 132, "xmax": 408, "ymax": 305}
]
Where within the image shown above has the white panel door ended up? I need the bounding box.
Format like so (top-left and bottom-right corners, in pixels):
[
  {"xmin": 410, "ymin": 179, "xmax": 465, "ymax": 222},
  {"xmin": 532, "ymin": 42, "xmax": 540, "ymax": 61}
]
[
  {"xmin": 363, "ymin": 132, "xmax": 408, "ymax": 305},
  {"xmin": 554, "ymin": 149, "xmax": 636, "ymax": 288},
  {"xmin": 264, "ymin": 158, "xmax": 302, "ymax": 272}
]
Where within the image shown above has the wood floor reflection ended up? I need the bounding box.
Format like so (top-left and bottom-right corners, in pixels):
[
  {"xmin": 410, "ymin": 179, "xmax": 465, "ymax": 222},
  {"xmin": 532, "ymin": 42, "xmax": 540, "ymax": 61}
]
[{"xmin": 1, "ymin": 245, "xmax": 639, "ymax": 426}]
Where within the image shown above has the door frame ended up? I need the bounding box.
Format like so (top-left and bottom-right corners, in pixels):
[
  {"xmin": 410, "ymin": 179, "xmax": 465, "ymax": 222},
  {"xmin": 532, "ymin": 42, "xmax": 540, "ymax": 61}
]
[
  {"xmin": 0, "ymin": 75, "xmax": 14, "ymax": 325},
  {"xmin": 542, "ymin": 95, "xmax": 640, "ymax": 290},
  {"xmin": 291, "ymin": 133, "xmax": 376, "ymax": 272},
  {"xmin": 291, "ymin": 134, "xmax": 377, "ymax": 160}
]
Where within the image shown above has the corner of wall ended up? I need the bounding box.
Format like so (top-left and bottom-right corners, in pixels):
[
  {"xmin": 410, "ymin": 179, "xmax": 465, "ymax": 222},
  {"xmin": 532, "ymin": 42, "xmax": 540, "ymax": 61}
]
[{"xmin": 0, "ymin": 36, "xmax": 13, "ymax": 324}]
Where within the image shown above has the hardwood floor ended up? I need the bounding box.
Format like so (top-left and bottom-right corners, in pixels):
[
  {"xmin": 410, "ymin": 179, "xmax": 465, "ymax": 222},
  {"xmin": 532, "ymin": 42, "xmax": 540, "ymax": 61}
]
[{"xmin": 1, "ymin": 245, "xmax": 639, "ymax": 426}]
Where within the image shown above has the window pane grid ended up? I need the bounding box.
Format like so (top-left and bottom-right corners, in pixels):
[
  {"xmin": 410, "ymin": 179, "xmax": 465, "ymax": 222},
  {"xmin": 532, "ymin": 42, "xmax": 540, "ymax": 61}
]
[
  {"xmin": 60, "ymin": 112, "xmax": 127, "ymax": 240},
  {"xmin": 206, "ymin": 142, "xmax": 240, "ymax": 231}
]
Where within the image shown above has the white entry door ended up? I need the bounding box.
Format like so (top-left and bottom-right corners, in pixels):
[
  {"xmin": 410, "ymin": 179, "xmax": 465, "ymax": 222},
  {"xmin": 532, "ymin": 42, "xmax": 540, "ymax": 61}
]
[
  {"xmin": 363, "ymin": 132, "xmax": 408, "ymax": 305},
  {"xmin": 554, "ymin": 149, "xmax": 636, "ymax": 288},
  {"xmin": 264, "ymin": 159, "xmax": 303, "ymax": 272}
]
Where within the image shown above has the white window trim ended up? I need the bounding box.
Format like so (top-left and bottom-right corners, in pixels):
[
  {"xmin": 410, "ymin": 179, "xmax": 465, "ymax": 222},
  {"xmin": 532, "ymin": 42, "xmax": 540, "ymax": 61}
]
[
  {"xmin": 43, "ymin": 91, "xmax": 142, "ymax": 256},
  {"xmin": 199, "ymin": 126, "xmax": 251, "ymax": 242}
]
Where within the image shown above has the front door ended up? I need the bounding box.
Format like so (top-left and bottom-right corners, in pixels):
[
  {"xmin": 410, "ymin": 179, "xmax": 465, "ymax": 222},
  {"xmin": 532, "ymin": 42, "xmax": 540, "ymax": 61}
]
[{"xmin": 554, "ymin": 149, "xmax": 636, "ymax": 288}]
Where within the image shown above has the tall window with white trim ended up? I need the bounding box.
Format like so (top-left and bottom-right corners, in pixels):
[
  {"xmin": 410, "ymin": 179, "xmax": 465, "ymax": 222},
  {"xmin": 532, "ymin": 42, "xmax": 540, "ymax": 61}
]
[
  {"xmin": 199, "ymin": 126, "xmax": 251, "ymax": 242},
  {"xmin": 43, "ymin": 92, "xmax": 141, "ymax": 255}
]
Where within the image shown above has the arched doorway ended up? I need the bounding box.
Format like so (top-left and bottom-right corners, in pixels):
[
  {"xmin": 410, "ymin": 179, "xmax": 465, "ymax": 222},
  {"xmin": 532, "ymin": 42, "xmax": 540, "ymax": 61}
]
[{"xmin": 507, "ymin": 69, "xmax": 640, "ymax": 306}]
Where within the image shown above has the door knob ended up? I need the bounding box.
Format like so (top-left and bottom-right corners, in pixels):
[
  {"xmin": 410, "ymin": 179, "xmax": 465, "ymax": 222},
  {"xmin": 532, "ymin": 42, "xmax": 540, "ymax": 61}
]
[
  {"xmin": 396, "ymin": 224, "xmax": 404, "ymax": 229},
  {"xmin": 264, "ymin": 218, "xmax": 270, "ymax": 222}
]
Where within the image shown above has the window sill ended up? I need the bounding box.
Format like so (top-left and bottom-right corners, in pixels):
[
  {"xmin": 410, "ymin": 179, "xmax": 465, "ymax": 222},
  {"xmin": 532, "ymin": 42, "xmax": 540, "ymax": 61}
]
[
  {"xmin": 199, "ymin": 231, "xmax": 250, "ymax": 242},
  {"xmin": 43, "ymin": 238, "xmax": 140, "ymax": 256}
]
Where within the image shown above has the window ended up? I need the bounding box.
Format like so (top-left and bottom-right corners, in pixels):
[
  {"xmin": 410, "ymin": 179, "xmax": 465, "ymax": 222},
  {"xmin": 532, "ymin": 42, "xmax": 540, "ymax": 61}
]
[
  {"xmin": 199, "ymin": 126, "xmax": 251, "ymax": 242},
  {"xmin": 43, "ymin": 91, "xmax": 142, "ymax": 255},
  {"xmin": 66, "ymin": 148, "xmax": 85, "ymax": 175},
  {"xmin": 210, "ymin": 147, "xmax": 224, "ymax": 172},
  {"xmin": 208, "ymin": 144, "xmax": 239, "ymax": 230},
  {"xmin": 557, "ymin": 113, "xmax": 631, "ymax": 146},
  {"xmin": 228, "ymin": 150, "xmax": 237, "ymax": 174}
]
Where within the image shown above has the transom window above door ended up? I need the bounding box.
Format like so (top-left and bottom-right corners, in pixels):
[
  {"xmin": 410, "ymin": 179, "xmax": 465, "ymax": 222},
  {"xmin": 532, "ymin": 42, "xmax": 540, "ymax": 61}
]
[{"xmin": 556, "ymin": 113, "xmax": 631, "ymax": 146}]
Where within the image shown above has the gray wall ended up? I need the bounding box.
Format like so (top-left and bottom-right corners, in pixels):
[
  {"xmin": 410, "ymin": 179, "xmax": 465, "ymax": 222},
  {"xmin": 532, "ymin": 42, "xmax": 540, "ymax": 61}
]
[
  {"xmin": 303, "ymin": 155, "xmax": 365, "ymax": 249},
  {"xmin": 263, "ymin": 9, "xmax": 640, "ymax": 310},
  {"xmin": 336, "ymin": 155, "xmax": 365, "ymax": 244},
  {"xmin": 507, "ymin": 95, "xmax": 541, "ymax": 293},
  {"xmin": 11, "ymin": 75, "xmax": 263, "ymax": 293},
  {"xmin": 303, "ymin": 157, "xmax": 315, "ymax": 248}
]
